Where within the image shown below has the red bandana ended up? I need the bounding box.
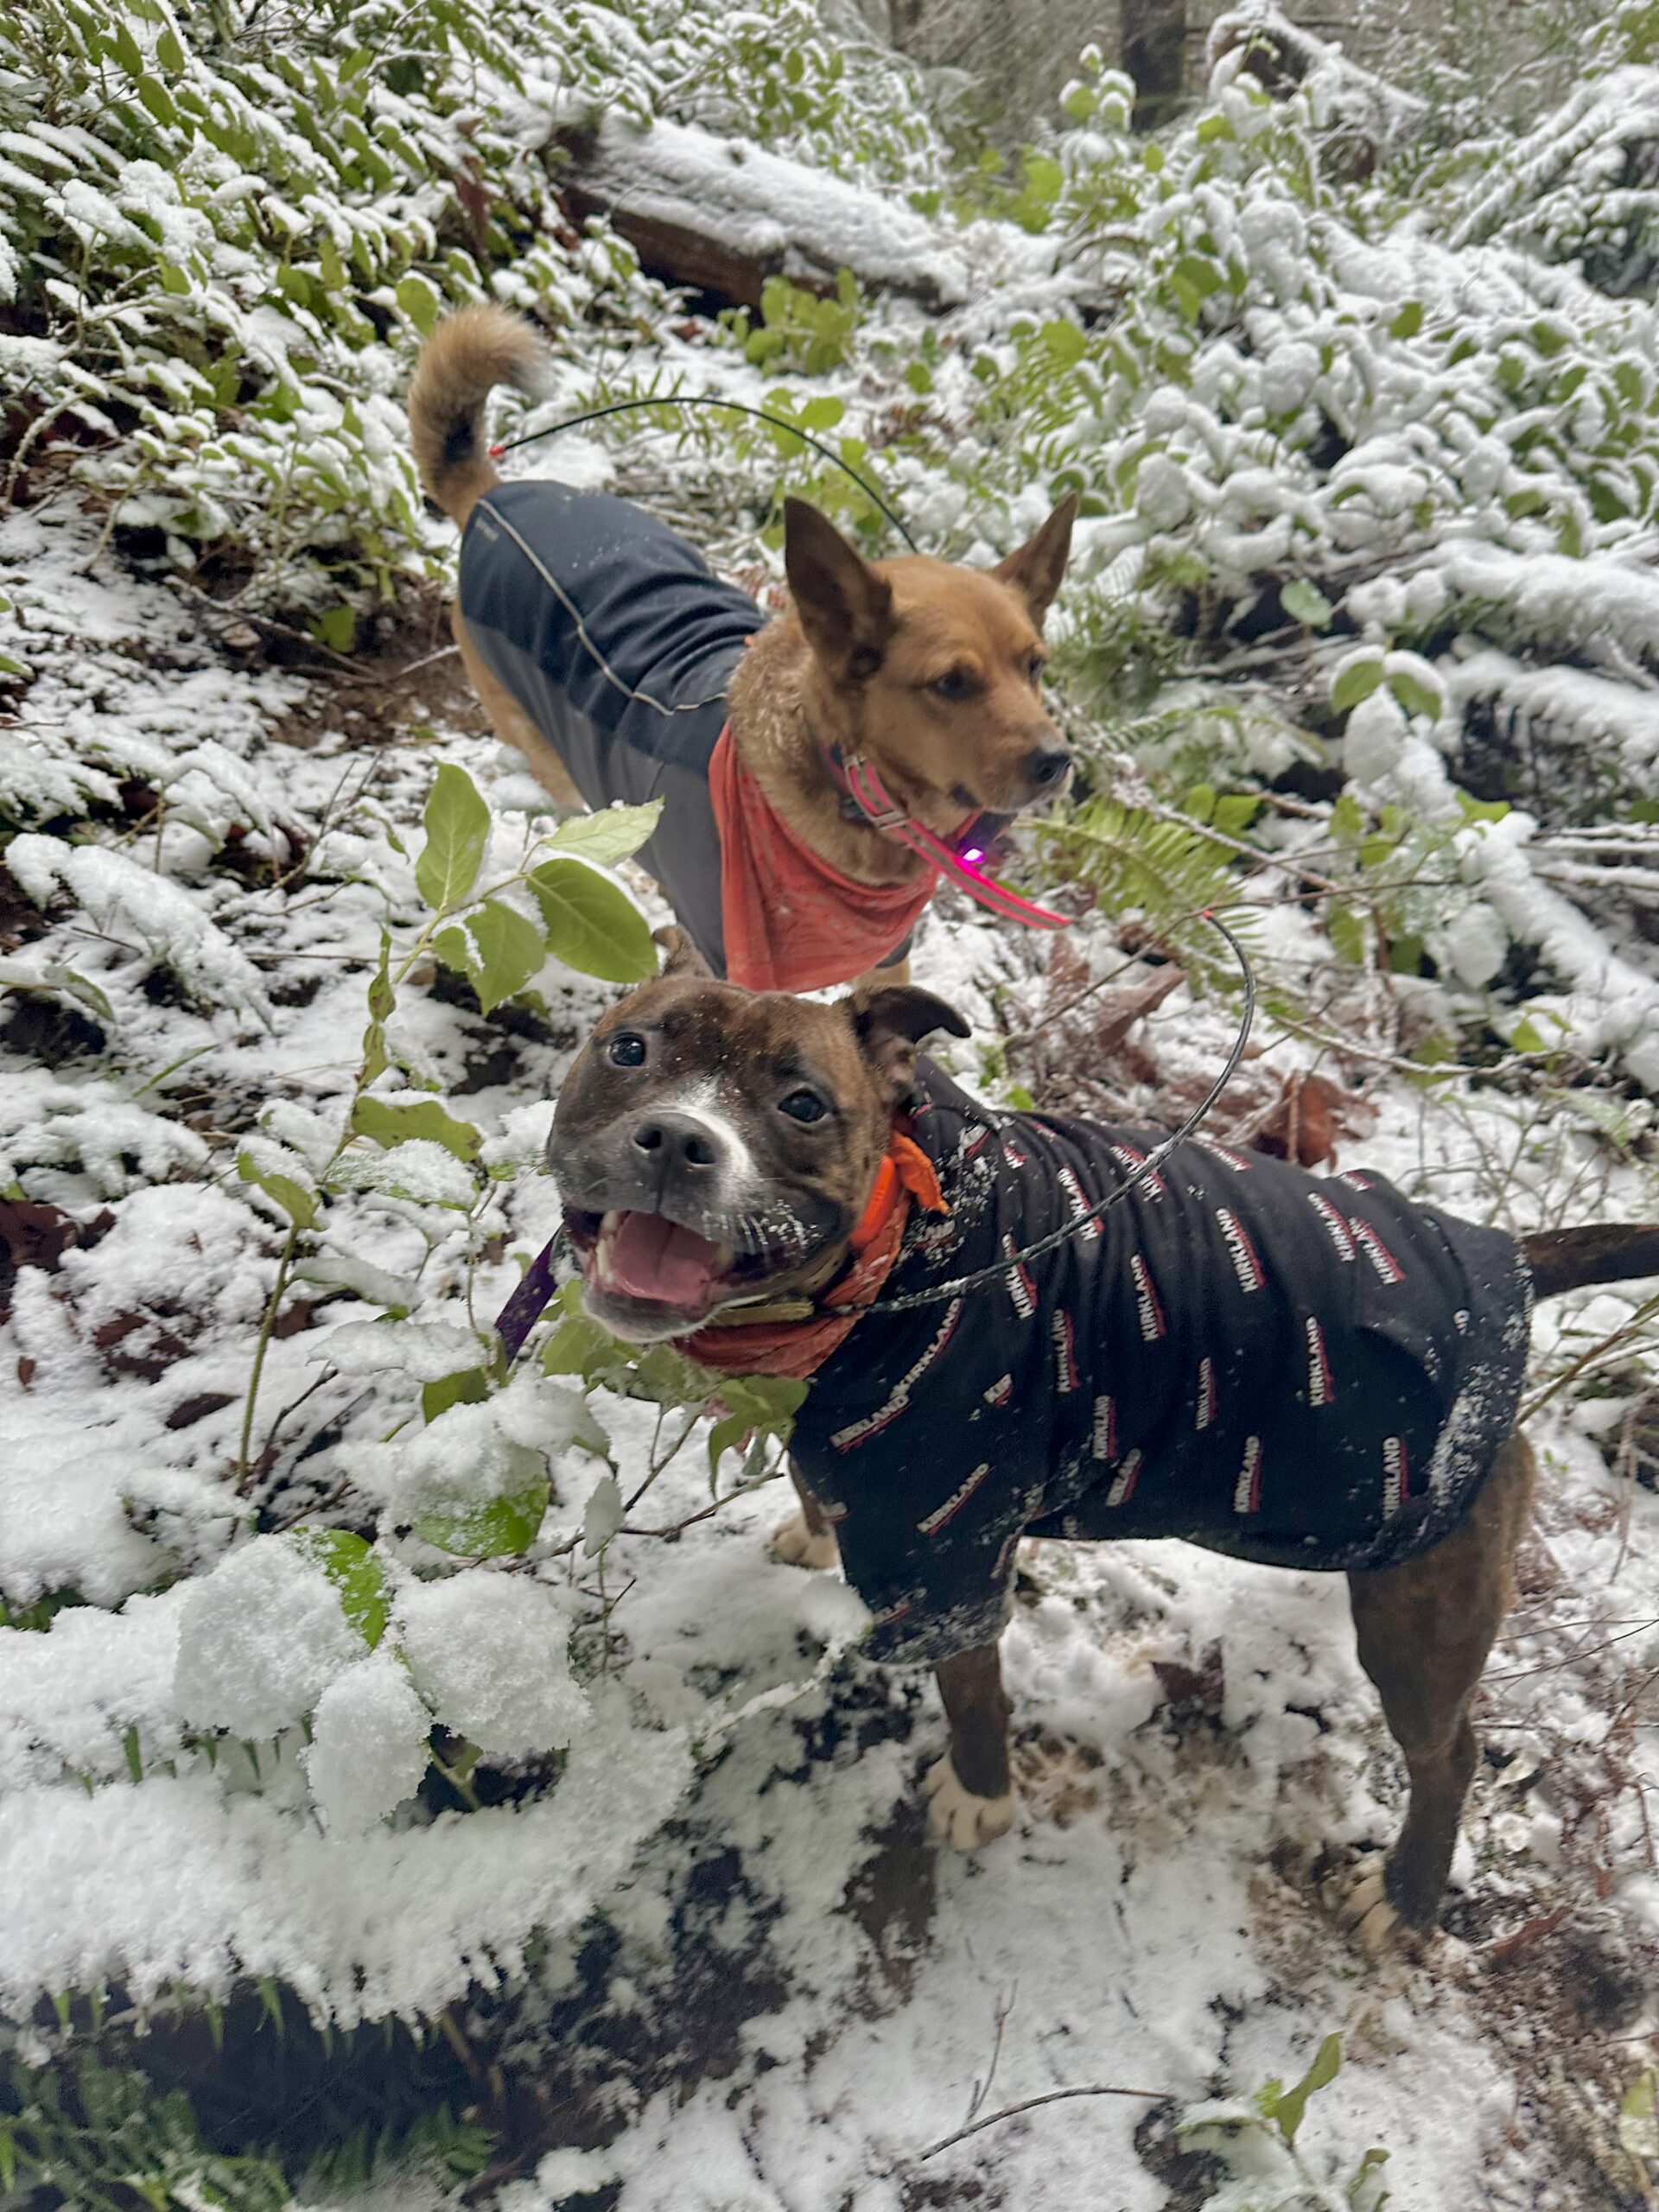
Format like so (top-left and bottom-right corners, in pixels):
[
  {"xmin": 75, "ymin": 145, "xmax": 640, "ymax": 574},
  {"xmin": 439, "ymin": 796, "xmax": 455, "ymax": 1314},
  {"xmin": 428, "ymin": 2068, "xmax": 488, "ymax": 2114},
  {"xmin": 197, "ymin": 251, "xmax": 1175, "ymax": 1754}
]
[
  {"xmin": 672, "ymin": 1128, "xmax": 946, "ymax": 1380},
  {"xmin": 709, "ymin": 725, "xmax": 938, "ymax": 993}
]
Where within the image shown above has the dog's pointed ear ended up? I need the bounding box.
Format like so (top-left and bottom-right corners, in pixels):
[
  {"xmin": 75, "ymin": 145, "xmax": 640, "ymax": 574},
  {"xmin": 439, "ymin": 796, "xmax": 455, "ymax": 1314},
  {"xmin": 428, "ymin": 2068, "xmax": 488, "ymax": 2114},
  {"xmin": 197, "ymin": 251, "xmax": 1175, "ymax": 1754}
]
[
  {"xmin": 785, "ymin": 499, "xmax": 896, "ymax": 681},
  {"xmin": 653, "ymin": 925, "xmax": 712, "ymax": 980},
  {"xmin": 845, "ymin": 981, "xmax": 971, "ymax": 1101},
  {"xmin": 991, "ymin": 491, "xmax": 1078, "ymax": 628}
]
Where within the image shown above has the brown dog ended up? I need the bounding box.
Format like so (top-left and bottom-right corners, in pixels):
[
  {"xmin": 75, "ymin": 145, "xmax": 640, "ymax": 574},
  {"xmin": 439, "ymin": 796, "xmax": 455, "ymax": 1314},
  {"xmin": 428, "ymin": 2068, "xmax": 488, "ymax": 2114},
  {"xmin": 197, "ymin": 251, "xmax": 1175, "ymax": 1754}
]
[
  {"xmin": 407, "ymin": 305, "xmax": 1077, "ymax": 994},
  {"xmin": 546, "ymin": 956, "xmax": 1659, "ymax": 1951}
]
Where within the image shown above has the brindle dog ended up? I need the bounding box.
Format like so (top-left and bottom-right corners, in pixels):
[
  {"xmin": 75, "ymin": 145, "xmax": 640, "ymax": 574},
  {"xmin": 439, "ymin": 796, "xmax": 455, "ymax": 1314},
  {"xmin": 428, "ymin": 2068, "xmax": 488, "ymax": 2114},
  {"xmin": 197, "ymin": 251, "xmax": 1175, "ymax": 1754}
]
[{"xmin": 547, "ymin": 953, "xmax": 1659, "ymax": 1952}]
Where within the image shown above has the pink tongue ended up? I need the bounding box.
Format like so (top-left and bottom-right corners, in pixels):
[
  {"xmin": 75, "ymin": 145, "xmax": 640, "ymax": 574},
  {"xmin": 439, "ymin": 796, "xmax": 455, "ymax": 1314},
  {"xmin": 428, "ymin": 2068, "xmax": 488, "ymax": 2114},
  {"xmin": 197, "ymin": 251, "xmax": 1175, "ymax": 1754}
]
[{"xmin": 605, "ymin": 1211, "xmax": 725, "ymax": 1307}]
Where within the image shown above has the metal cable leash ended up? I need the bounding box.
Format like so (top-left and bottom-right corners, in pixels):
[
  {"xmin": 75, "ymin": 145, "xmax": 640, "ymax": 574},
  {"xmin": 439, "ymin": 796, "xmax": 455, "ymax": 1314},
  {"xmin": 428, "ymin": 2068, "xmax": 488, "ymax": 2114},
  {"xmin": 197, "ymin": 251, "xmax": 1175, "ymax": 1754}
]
[
  {"xmin": 490, "ymin": 394, "xmax": 919, "ymax": 553},
  {"xmin": 823, "ymin": 909, "xmax": 1256, "ymax": 1319}
]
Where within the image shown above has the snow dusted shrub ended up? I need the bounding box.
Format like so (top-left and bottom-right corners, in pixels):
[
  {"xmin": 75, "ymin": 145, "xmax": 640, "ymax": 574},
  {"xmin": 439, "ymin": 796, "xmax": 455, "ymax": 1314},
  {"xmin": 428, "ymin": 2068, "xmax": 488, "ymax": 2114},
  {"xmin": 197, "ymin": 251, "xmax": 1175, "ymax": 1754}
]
[
  {"xmin": 397, "ymin": 1572, "xmax": 588, "ymax": 1760},
  {"xmin": 172, "ymin": 1532, "xmax": 369, "ymax": 1739}
]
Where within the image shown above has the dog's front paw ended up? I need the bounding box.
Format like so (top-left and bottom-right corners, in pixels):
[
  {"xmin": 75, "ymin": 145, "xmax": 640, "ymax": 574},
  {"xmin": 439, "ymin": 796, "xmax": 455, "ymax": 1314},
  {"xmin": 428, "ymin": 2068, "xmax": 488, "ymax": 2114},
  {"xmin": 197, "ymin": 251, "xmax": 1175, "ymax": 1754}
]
[
  {"xmin": 770, "ymin": 1512, "xmax": 839, "ymax": 1571},
  {"xmin": 922, "ymin": 1756, "xmax": 1016, "ymax": 1852},
  {"xmin": 1338, "ymin": 1853, "xmax": 1428, "ymax": 1962}
]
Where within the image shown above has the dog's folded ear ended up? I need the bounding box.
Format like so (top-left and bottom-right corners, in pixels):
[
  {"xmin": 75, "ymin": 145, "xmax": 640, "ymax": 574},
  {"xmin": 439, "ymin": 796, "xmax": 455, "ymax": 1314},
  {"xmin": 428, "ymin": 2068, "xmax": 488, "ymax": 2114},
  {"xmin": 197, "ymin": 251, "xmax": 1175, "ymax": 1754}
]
[
  {"xmin": 845, "ymin": 982, "xmax": 972, "ymax": 1100},
  {"xmin": 652, "ymin": 925, "xmax": 713, "ymax": 980},
  {"xmin": 992, "ymin": 492, "xmax": 1079, "ymax": 628},
  {"xmin": 785, "ymin": 499, "xmax": 897, "ymax": 682}
]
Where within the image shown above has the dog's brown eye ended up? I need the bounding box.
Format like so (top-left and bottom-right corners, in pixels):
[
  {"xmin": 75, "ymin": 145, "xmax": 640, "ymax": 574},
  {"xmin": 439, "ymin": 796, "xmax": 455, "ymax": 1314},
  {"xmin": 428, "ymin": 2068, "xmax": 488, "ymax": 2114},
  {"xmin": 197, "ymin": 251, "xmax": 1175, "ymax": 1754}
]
[
  {"xmin": 607, "ymin": 1033, "xmax": 647, "ymax": 1068},
  {"xmin": 779, "ymin": 1088, "xmax": 829, "ymax": 1125},
  {"xmin": 1027, "ymin": 653, "xmax": 1046, "ymax": 686},
  {"xmin": 931, "ymin": 667, "xmax": 978, "ymax": 702}
]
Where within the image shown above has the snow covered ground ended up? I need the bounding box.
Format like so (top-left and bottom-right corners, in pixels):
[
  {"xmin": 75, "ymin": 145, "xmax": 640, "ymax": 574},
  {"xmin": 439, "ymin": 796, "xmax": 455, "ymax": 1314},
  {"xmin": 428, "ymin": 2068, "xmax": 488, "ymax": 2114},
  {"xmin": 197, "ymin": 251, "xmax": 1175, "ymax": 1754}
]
[{"xmin": 3, "ymin": 486, "xmax": 1657, "ymax": 2209}]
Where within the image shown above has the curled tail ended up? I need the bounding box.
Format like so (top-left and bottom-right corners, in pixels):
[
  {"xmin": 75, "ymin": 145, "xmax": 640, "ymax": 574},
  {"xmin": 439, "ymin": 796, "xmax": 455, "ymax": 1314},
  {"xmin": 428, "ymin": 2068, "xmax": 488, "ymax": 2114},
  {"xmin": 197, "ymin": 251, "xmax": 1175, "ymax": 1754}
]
[
  {"xmin": 1524, "ymin": 1224, "xmax": 1659, "ymax": 1299},
  {"xmin": 407, "ymin": 303, "xmax": 546, "ymax": 527}
]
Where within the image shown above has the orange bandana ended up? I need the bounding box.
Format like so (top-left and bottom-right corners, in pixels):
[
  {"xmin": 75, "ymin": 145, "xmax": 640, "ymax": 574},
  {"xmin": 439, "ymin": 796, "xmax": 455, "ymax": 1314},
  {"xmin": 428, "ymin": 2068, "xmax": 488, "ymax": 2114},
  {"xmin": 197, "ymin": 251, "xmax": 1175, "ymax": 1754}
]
[
  {"xmin": 673, "ymin": 1128, "xmax": 945, "ymax": 1380},
  {"xmin": 709, "ymin": 725, "xmax": 938, "ymax": 993}
]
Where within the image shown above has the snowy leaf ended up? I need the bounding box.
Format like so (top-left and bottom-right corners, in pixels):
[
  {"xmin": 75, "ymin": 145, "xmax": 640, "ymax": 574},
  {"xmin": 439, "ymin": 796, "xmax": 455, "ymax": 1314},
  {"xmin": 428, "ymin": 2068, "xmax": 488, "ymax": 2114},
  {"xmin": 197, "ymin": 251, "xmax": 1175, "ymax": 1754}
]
[
  {"xmin": 173, "ymin": 1535, "xmax": 363, "ymax": 1739},
  {"xmin": 1332, "ymin": 655, "xmax": 1384, "ymax": 713},
  {"xmin": 435, "ymin": 897, "xmax": 545, "ymax": 1014},
  {"xmin": 582, "ymin": 1472, "xmax": 625, "ymax": 1557},
  {"xmin": 289, "ymin": 1528, "xmax": 391, "ymax": 1649},
  {"xmin": 237, "ymin": 1149, "xmax": 317, "ymax": 1231},
  {"xmin": 302, "ymin": 1652, "xmax": 432, "ymax": 1834},
  {"xmin": 350, "ymin": 1093, "xmax": 480, "ymax": 1161},
  {"xmin": 1281, "ymin": 578, "xmax": 1333, "ymax": 629},
  {"xmin": 397, "ymin": 1573, "xmax": 588, "ymax": 1757},
  {"xmin": 415, "ymin": 763, "xmax": 490, "ymax": 913}
]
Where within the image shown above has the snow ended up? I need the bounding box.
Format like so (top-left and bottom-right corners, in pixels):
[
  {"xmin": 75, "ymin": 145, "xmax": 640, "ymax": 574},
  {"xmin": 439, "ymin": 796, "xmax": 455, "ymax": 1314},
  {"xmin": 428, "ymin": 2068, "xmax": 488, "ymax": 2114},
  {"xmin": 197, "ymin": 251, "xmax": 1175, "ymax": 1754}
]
[
  {"xmin": 397, "ymin": 1573, "xmax": 588, "ymax": 1758},
  {"xmin": 302, "ymin": 1652, "xmax": 435, "ymax": 1835},
  {"xmin": 172, "ymin": 1535, "xmax": 366, "ymax": 1740},
  {"xmin": 6, "ymin": 16, "xmax": 1659, "ymax": 2203}
]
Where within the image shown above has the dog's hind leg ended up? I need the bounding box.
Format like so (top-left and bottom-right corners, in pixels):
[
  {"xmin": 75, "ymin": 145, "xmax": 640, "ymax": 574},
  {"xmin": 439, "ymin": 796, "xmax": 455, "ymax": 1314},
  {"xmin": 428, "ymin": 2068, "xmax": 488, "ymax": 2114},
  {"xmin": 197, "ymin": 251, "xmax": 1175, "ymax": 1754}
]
[
  {"xmin": 1342, "ymin": 1432, "xmax": 1536, "ymax": 1952},
  {"xmin": 451, "ymin": 605, "xmax": 585, "ymax": 810},
  {"xmin": 925, "ymin": 1641, "xmax": 1016, "ymax": 1850},
  {"xmin": 771, "ymin": 1463, "xmax": 840, "ymax": 1570}
]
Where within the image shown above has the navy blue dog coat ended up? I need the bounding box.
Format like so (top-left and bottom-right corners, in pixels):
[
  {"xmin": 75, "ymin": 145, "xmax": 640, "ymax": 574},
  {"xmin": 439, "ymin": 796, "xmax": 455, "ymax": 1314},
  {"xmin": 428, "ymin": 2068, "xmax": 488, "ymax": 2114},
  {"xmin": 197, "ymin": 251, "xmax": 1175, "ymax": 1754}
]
[
  {"xmin": 785, "ymin": 1065, "xmax": 1533, "ymax": 1667},
  {"xmin": 459, "ymin": 480, "xmax": 763, "ymax": 973}
]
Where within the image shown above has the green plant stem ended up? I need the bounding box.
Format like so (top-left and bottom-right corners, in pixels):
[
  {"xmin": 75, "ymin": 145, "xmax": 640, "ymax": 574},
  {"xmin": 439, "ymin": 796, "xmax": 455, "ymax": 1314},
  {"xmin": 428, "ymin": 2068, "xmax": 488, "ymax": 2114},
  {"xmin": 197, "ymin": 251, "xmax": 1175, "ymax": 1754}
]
[{"xmin": 236, "ymin": 1224, "xmax": 301, "ymax": 1494}]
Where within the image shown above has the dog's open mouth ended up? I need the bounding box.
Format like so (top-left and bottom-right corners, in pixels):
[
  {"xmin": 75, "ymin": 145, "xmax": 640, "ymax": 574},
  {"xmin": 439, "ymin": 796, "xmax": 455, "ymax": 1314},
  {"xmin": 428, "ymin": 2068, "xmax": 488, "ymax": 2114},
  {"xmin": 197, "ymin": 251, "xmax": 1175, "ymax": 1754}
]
[{"xmin": 565, "ymin": 1206, "xmax": 760, "ymax": 1329}]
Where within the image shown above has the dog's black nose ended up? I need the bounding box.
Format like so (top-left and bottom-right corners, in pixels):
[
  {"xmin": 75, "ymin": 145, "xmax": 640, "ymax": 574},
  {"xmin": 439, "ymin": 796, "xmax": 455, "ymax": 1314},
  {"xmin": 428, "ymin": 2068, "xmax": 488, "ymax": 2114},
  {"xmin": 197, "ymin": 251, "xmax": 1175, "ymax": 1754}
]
[
  {"xmin": 1024, "ymin": 746, "xmax": 1072, "ymax": 792},
  {"xmin": 630, "ymin": 1111, "xmax": 721, "ymax": 1172}
]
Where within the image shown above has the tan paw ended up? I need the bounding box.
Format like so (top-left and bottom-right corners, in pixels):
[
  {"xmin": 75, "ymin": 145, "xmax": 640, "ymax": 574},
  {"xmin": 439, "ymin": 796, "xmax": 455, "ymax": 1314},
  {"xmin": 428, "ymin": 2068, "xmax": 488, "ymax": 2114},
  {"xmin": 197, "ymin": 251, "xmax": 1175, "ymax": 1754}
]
[
  {"xmin": 770, "ymin": 1512, "xmax": 839, "ymax": 1571},
  {"xmin": 922, "ymin": 1755, "xmax": 1016, "ymax": 1852},
  {"xmin": 1338, "ymin": 1853, "xmax": 1426, "ymax": 1961}
]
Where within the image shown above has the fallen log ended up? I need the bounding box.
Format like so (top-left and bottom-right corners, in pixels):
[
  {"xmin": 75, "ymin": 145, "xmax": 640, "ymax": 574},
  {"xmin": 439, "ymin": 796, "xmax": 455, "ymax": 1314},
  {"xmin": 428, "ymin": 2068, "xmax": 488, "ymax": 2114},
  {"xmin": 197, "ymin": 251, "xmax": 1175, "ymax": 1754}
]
[{"xmin": 548, "ymin": 113, "xmax": 976, "ymax": 312}]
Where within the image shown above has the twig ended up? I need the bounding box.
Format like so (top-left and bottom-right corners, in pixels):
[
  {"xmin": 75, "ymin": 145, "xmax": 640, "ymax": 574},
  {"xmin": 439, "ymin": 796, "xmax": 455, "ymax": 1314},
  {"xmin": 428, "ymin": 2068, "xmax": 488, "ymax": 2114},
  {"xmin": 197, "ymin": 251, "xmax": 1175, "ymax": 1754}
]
[
  {"xmin": 963, "ymin": 1984, "xmax": 1017, "ymax": 2127},
  {"xmin": 915, "ymin": 2080, "xmax": 1168, "ymax": 2161}
]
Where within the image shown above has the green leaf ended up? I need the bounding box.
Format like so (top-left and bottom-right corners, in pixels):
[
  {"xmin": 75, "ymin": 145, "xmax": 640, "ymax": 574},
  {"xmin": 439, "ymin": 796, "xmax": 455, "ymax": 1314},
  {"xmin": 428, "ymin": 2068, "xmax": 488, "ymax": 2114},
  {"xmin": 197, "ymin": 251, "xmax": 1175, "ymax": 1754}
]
[
  {"xmin": 238, "ymin": 1152, "xmax": 317, "ymax": 1230},
  {"xmin": 1332, "ymin": 792, "xmax": 1364, "ymax": 843},
  {"xmin": 124, "ymin": 1724, "xmax": 143, "ymax": 1783},
  {"xmin": 1387, "ymin": 669, "xmax": 1441, "ymax": 719},
  {"xmin": 529, "ymin": 857, "xmax": 656, "ymax": 982},
  {"xmin": 111, "ymin": 19, "xmax": 144, "ymax": 73},
  {"xmin": 541, "ymin": 1311, "xmax": 618, "ymax": 1378},
  {"xmin": 1332, "ymin": 657, "xmax": 1383, "ymax": 712},
  {"xmin": 1389, "ymin": 301, "xmax": 1423, "ymax": 339},
  {"xmin": 547, "ymin": 800, "xmax": 662, "ymax": 867},
  {"xmin": 395, "ymin": 271, "xmax": 441, "ymax": 335},
  {"xmin": 1212, "ymin": 793, "xmax": 1262, "ymax": 837},
  {"xmin": 1326, "ymin": 902, "xmax": 1367, "ymax": 966},
  {"xmin": 290, "ymin": 1528, "xmax": 391, "ymax": 1646},
  {"xmin": 707, "ymin": 1413, "xmax": 752, "ymax": 1475},
  {"xmin": 1619, "ymin": 2068, "xmax": 1659, "ymax": 2163},
  {"xmin": 415, "ymin": 1446, "xmax": 549, "ymax": 1559},
  {"xmin": 416, "ymin": 763, "xmax": 491, "ymax": 913},
  {"xmin": 1042, "ymin": 318, "xmax": 1087, "ymax": 367},
  {"xmin": 1264, "ymin": 2031, "xmax": 1342, "ymax": 2147},
  {"xmin": 352, "ymin": 1093, "xmax": 480, "ymax": 1161},
  {"xmin": 156, "ymin": 23, "xmax": 184, "ymax": 71},
  {"xmin": 137, "ymin": 73, "xmax": 177, "ymax": 125},
  {"xmin": 314, "ymin": 605, "xmax": 356, "ymax": 653},
  {"xmin": 422, "ymin": 1366, "xmax": 491, "ymax": 1421},
  {"xmin": 435, "ymin": 898, "xmax": 546, "ymax": 1014},
  {"xmin": 1281, "ymin": 578, "xmax": 1333, "ymax": 629}
]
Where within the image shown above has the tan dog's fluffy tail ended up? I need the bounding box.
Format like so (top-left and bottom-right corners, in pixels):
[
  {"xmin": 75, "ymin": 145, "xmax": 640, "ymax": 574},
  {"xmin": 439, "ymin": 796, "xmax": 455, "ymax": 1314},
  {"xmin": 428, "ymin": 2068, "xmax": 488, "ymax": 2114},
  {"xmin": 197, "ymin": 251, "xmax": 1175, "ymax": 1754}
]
[
  {"xmin": 408, "ymin": 304, "xmax": 546, "ymax": 527},
  {"xmin": 1524, "ymin": 1224, "xmax": 1659, "ymax": 1298}
]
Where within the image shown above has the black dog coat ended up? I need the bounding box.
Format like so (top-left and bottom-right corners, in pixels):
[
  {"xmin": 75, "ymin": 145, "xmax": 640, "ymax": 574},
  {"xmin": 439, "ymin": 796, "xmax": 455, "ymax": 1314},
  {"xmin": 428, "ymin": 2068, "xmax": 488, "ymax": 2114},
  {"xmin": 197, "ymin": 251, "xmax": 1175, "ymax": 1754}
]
[{"xmin": 788, "ymin": 1065, "xmax": 1532, "ymax": 1667}]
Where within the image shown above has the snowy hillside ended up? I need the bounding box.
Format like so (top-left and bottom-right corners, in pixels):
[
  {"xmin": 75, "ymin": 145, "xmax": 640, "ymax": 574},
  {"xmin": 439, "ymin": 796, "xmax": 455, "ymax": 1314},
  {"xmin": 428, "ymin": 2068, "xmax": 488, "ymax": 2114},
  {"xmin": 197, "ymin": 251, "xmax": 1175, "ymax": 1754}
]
[{"xmin": 3, "ymin": 0, "xmax": 1659, "ymax": 2205}]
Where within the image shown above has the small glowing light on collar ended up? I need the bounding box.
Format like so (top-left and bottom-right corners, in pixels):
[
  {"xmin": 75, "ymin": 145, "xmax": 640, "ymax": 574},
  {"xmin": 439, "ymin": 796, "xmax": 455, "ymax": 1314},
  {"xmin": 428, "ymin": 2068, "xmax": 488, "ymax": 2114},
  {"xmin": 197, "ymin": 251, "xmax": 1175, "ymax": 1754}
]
[{"xmin": 962, "ymin": 847, "xmax": 986, "ymax": 866}]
